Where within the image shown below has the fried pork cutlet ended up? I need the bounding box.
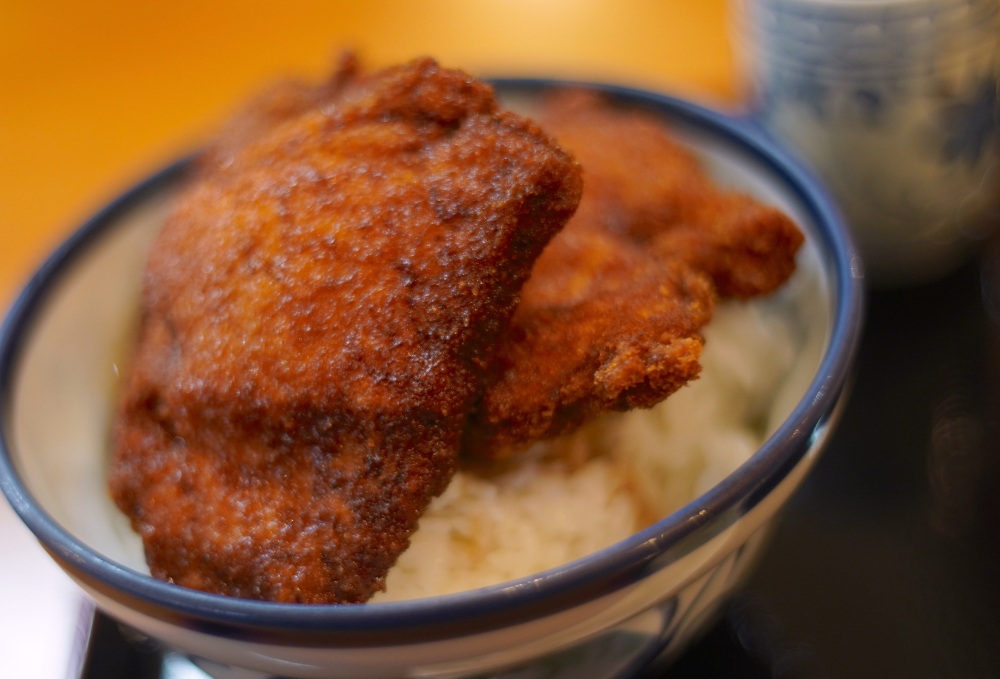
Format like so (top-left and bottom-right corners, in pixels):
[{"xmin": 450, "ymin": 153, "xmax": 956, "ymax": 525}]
[
  {"xmin": 534, "ymin": 91, "xmax": 804, "ymax": 298},
  {"xmin": 462, "ymin": 218, "xmax": 715, "ymax": 458},
  {"xmin": 199, "ymin": 52, "xmax": 362, "ymax": 171},
  {"xmin": 464, "ymin": 91, "xmax": 803, "ymax": 461},
  {"xmin": 109, "ymin": 58, "xmax": 582, "ymax": 604}
]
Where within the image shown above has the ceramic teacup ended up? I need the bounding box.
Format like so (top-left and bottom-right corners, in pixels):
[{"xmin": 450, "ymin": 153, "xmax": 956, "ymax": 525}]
[{"xmin": 732, "ymin": 0, "xmax": 1000, "ymax": 286}]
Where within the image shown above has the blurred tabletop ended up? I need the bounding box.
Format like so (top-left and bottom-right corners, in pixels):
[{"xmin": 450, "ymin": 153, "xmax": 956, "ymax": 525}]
[{"xmin": 0, "ymin": 0, "xmax": 735, "ymax": 307}]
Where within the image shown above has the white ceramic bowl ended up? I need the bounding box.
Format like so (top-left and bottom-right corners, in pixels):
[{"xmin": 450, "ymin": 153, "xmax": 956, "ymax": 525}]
[{"xmin": 0, "ymin": 80, "xmax": 863, "ymax": 679}]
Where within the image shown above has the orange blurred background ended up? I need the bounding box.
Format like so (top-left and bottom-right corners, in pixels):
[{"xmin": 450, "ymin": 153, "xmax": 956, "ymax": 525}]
[{"xmin": 0, "ymin": 1, "xmax": 735, "ymax": 304}]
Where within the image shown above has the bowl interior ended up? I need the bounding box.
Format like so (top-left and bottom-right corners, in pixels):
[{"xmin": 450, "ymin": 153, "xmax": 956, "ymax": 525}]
[
  {"xmin": 5, "ymin": 189, "xmax": 177, "ymax": 572},
  {"xmin": 0, "ymin": 83, "xmax": 856, "ymax": 616}
]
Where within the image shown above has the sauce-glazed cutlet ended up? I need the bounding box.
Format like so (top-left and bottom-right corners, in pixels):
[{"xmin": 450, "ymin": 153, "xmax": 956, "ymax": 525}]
[
  {"xmin": 533, "ymin": 90, "xmax": 803, "ymax": 299},
  {"xmin": 464, "ymin": 90, "xmax": 803, "ymax": 461},
  {"xmin": 198, "ymin": 52, "xmax": 362, "ymax": 171},
  {"xmin": 109, "ymin": 58, "xmax": 582, "ymax": 603},
  {"xmin": 462, "ymin": 216, "xmax": 716, "ymax": 459}
]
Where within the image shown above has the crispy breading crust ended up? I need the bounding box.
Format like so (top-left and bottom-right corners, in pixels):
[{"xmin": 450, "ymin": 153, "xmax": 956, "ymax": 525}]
[
  {"xmin": 110, "ymin": 58, "xmax": 582, "ymax": 603},
  {"xmin": 462, "ymin": 220, "xmax": 715, "ymax": 458},
  {"xmin": 463, "ymin": 90, "xmax": 803, "ymax": 460},
  {"xmin": 533, "ymin": 90, "xmax": 804, "ymax": 299}
]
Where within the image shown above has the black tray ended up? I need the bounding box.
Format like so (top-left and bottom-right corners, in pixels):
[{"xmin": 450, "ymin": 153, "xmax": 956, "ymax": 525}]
[{"xmin": 78, "ymin": 245, "xmax": 1000, "ymax": 679}]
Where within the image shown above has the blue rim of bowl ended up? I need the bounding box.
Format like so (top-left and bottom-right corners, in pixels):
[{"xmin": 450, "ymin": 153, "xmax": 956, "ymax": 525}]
[{"xmin": 0, "ymin": 78, "xmax": 864, "ymax": 645}]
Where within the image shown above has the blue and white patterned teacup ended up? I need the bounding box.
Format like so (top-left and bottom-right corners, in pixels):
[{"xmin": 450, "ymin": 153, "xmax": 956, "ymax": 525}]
[{"xmin": 732, "ymin": 0, "xmax": 1000, "ymax": 286}]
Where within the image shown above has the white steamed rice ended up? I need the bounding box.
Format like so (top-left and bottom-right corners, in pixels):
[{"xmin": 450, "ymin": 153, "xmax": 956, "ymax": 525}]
[{"xmin": 375, "ymin": 295, "xmax": 802, "ymax": 602}]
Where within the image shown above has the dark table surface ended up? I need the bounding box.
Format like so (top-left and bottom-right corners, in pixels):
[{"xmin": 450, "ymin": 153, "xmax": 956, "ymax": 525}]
[
  {"xmin": 667, "ymin": 242, "xmax": 1000, "ymax": 679},
  {"xmin": 79, "ymin": 246, "xmax": 1000, "ymax": 679}
]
